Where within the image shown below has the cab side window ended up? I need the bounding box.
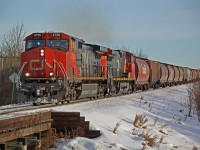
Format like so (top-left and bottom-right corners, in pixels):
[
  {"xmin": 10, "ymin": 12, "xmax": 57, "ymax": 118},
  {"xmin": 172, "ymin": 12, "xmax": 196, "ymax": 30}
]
[{"xmin": 72, "ymin": 39, "xmax": 75, "ymax": 50}]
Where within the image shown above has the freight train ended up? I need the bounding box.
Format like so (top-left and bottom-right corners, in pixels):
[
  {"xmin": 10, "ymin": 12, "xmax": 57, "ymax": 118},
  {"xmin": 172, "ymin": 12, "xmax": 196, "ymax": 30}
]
[{"xmin": 17, "ymin": 32, "xmax": 200, "ymax": 105}]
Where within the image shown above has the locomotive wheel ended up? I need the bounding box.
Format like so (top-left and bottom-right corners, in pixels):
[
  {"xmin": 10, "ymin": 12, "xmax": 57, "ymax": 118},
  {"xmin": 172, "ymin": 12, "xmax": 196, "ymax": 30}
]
[
  {"xmin": 66, "ymin": 100, "xmax": 70, "ymax": 103},
  {"xmin": 142, "ymin": 86, "xmax": 145, "ymax": 91}
]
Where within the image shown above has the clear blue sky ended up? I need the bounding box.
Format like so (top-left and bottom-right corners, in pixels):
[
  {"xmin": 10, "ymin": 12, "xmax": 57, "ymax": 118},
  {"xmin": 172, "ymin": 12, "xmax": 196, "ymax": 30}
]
[{"xmin": 0, "ymin": 0, "xmax": 200, "ymax": 68}]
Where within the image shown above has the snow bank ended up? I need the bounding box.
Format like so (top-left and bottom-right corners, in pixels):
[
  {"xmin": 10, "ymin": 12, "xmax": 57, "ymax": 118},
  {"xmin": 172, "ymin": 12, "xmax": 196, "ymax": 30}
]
[{"xmin": 50, "ymin": 85, "xmax": 200, "ymax": 150}]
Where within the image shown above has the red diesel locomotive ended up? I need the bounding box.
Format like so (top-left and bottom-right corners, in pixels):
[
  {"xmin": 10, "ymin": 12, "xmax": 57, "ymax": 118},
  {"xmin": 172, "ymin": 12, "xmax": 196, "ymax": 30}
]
[{"xmin": 18, "ymin": 32, "xmax": 200, "ymax": 105}]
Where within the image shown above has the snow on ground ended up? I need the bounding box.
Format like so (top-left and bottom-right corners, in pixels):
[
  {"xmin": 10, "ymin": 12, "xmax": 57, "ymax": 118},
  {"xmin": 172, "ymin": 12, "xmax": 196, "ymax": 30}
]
[
  {"xmin": 49, "ymin": 85, "xmax": 200, "ymax": 150},
  {"xmin": 0, "ymin": 102, "xmax": 32, "ymax": 109},
  {"xmin": 1, "ymin": 85, "xmax": 199, "ymax": 149}
]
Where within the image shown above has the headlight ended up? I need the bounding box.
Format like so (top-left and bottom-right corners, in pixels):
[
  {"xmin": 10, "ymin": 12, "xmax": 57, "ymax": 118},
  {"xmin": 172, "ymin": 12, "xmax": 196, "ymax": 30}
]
[
  {"xmin": 49, "ymin": 72, "xmax": 54, "ymax": 76},
  {"xmin": 40, "ymin": 49, "xmax": 45, "ymax": 56},
  {"xmin": 25, "ymin": 73, "xmax": 30, "ymax": 76}
]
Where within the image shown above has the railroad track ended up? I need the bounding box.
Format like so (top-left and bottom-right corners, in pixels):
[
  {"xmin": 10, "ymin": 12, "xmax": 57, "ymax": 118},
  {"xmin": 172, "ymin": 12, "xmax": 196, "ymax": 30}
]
[
  {"xmin": 0, "ymin": 96, "xmax": 108, "ymax": 115},
  {"xmin": 0, "ymin": 103, "xmax": 32, "ymax": 111},
  {"xmin": 0, "ymin": 85, "xmax": 185, "ymax": 116},
  {"xmin": 0, "ymin": 103, "xmax": 54, "ymax": 115}
]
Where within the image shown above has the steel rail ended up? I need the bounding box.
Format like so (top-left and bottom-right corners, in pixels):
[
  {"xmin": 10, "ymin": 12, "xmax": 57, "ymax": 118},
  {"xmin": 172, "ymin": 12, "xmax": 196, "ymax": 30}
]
[{"xmin": 0, "ymin": 85, "xmax": 187, "ymax": 116}]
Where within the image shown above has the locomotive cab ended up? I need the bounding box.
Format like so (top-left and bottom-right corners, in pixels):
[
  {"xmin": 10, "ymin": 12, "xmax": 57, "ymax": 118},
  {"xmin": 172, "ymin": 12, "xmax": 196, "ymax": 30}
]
[{"xmin": 21, "ymin": 32, "xmax": 71, "ymax": 81}]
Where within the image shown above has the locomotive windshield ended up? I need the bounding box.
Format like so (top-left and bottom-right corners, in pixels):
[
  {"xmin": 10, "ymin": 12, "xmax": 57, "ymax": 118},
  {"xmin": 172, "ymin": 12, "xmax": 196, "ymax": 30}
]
[
  {"xmin": 48, "ymin": 39, "xmax": 68, "ymax": 51},
  {"xmin": 26, "ymin": 40, "xmax": 45, "ymax": 50}
]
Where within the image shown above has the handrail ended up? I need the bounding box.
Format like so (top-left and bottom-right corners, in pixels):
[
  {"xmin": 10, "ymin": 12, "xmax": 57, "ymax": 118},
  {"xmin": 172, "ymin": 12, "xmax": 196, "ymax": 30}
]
[
  {"xmin": 17, "ymin": 62, "xmax": 28, "ymax": 90},
  {"xmin": 55, "ymin": 61, "xmax": 68, "ymax": 89}
]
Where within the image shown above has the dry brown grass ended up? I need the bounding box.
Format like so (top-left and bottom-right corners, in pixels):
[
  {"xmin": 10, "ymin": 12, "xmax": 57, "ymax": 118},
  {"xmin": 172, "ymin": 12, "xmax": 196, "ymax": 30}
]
[
  {"xmin": 57, "ymin": 126, "xmax": 85, "ymax": 139},
  {"xmin": 143, "ymin": 132, "xmax": 157, "ymax": 147},
  {"xmin": 139, "ymin": 96, "xmax": 144, "ymax": 107},
  {"xmin": 187, "ymin": 82, "xmax": 200, "ymax": 122},
  {"xmin": 70, "ymin": 126, "xmax": 85, "ymax": 138},
  {"xmin": 153, "ymin": 116, "xmax": 158, "ymax": 126},
  {"xmin": 113, "ymin": 122, "xmax": 121, "ymax": 134},
  {"xmin": 133, "ymin": 114, "xmax": 148, "ymax": 128},
  {"xmin": 132, "ymin": 114, "xmax": 160, "ymax": 148},
  {"xmin": 159, "ymin": 123, "xmax": 168, "ymax": 130},
  {"xmin": 192, "ymin": 146, "xmax": 198, "ymax": 150},
  {"xmin": 159, "ymin": 135, "xmax": 165, "ymax": 143},
  {"xmin": 28, "ymin": 129, "xmax": 58, "ymax": 150},
  {"xmin": 193, "ymin": 82, "xmax": 200, "ymax": 122},
  {"xmin": 141, "ymin": 143, "xmax": 147, "ymax": 150}
]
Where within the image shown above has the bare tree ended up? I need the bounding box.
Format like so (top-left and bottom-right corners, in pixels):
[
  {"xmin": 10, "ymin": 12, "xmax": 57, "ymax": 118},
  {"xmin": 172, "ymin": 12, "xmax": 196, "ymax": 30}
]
[
  {"xmin": 0, "ymin": 22, "xmax": 25, "ymax": 105},
  {"xmin": 1, "ymin": 22, "xmax": 25, "ymax": 57},
  {"xmin": 192, "ymin": 82, "xmax": 200, "ymax": 122},
  {"xmin": 112, "ymin": 45, "xmax": 130, "ymax": 51},
  {"xmin": 135, "ymin": 49, "xmax": 148, "ymax": 59},
  {"xmin": 186, "ymin": 84, "xmax": 194, "ymax": 117},
  {"xmin": 112, "ymin": 46, "xmax": 148, "ymax": 59},
  {"xmin": 187, "ymin": 82, "xmax": 200, "ymax": 122}
]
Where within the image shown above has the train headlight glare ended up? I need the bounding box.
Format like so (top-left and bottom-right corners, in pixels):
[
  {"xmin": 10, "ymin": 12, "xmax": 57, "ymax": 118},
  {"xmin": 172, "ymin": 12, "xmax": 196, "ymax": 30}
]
[
  {"xmin": 40, "ymin": 49, "xmax": 45, "ymax": 56},
  {"xmin": 25, "ymin": 73, "xmax": 30, "ymax": 76},
  {"xmin": 50, "ymin": 72, "xmax": 54, "ymax": 76}
]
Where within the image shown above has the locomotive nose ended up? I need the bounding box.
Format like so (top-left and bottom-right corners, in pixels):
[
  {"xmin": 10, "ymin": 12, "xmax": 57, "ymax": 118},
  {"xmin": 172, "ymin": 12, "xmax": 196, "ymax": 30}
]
[{"xmin": 21, "ymin": 47, "xmax": 56, "ymax": 80}]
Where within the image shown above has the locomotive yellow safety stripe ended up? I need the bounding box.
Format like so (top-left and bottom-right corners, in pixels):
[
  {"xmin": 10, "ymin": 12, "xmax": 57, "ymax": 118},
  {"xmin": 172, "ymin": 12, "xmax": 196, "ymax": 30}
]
[
  {"xmin": 27, "ymin": 77, "xmax": 57, "ymax": 80},
  {"xmin": 75, "ymin": 77, "xmax": 135, "ymax": 81},
  {"xmin": 76, "ymin": 77, "xmax": 105, "ymax": 80},
  {"xmin": 113, "ymin": 78, "xmax": 135, "ymax": 81},
  {"xmin": 26, "ymin": 77, "xmax": 135, "ymax": 81}
]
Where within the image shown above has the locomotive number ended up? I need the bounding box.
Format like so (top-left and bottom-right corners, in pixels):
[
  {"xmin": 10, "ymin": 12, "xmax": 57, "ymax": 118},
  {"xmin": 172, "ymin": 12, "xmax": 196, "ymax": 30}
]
[
  {"xmin": 33, "ymin": 33, "xmax": 42, "ymax": 37},
  {"xmin": 52, "ymin": 33, "xmax": 61, "ymax": 37}
]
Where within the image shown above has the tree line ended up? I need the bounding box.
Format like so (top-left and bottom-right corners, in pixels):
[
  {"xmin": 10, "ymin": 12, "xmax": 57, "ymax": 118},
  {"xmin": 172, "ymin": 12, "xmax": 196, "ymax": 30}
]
[{"xmin": 0, "ymin": 23, "xmax": 25, "ymax": 105}]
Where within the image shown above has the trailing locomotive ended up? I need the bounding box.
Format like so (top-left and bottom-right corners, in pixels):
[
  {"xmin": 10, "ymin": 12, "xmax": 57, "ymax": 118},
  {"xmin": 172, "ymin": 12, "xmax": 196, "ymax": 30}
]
[{"xmin": 17, "ymin": 32, "xmax": 200, "ymax": 105}]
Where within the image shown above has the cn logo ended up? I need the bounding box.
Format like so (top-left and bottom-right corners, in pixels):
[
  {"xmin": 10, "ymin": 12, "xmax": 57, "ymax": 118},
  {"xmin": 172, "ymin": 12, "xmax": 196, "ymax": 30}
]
[
  {"xmin": 30, "ymin": 59, "xmax": 54, "ymax": 70},
  {"xmin": 30, "ymin": 59, "xmax": 44, "ymax": 70}
]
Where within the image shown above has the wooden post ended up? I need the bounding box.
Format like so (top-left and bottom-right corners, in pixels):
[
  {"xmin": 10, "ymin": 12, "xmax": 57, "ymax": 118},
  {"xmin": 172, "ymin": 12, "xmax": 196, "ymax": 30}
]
[
  {"xmin": 0, "ymin": 143, "xmax": 6, "ymax": 150},
  {"xmin": 18, "ymin": 138, "xmax": 27, "ymax": 150},
  {"xmin": 35, "ymin": 132, "xmax": 41, "ymax": 148}
]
